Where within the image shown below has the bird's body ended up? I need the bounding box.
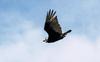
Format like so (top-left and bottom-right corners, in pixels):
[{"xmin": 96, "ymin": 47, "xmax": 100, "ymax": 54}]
[{"xmin": 44, "ymin": 9, "xmax": 72, "ymax": 43}]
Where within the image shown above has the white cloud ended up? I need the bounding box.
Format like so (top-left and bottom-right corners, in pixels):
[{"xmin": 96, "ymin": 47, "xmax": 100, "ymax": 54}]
[
  {"xmin": 42, "ymin": 35, "xmax": 95, "ymax": 62},
  {"xmin": 0, "ymin": 30, "xmax": 100, "ymax": 62},
  {"xmin": 0, "ymin": 24, "xmax": 44, "ymax": 62},
  {"xmin": 0, "ymin": 42, "xmax": 34, "ymax": 62},
  {"xmin": 95, "ymin": 36, "xmax": 100, "ymax": 62}
]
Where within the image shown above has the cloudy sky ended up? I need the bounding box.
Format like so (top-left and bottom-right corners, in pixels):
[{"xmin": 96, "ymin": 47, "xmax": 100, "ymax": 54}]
[{"xmin": 0, "ymin": 0, "xmax": 100, "ymax": 62}]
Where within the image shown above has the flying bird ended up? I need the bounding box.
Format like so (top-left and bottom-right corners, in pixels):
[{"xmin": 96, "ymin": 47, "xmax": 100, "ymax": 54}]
[{"xmin": 43, "ymin": 9, "xmax": 72, "ymax": 43}]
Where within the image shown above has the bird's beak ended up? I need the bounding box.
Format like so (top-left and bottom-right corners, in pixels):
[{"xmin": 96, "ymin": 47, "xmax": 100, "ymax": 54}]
[
  {"xmin": 43, "ymin": 38, "xmax": 47, "ymax": 42},
  {"xmin": 43, "ymin": 39, "xmax": 46, "ymax": 42}
]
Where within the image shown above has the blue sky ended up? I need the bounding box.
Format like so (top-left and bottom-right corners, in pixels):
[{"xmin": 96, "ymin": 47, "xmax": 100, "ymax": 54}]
[{"xmin": 0, "ymin": 0, "xmax": 100, "ymax": 62}]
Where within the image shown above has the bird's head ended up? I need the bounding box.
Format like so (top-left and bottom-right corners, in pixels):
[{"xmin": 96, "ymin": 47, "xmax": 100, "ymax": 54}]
[{"xmin": 43, "ymin": 38, "xmax": 48, "ymax": 42}]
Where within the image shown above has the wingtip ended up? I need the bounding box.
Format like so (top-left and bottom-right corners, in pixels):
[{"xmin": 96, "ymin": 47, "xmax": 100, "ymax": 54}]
[{"xmin": 48, "ymin": 9, "xmax": 56, "ymax": 17}]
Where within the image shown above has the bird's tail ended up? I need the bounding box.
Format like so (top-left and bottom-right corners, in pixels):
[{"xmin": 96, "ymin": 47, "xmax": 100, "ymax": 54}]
[{"xmin": 63, "ymin": 30, "xmax": 72, "ymax": 36}]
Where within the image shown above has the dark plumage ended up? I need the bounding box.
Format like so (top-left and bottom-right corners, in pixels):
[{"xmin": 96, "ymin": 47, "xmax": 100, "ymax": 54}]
[{"xmin": 43, "ymin": 9, "xmax": 72, "ymax": 43}]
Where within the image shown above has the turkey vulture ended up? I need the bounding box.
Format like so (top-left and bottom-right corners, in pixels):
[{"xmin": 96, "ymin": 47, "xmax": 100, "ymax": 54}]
[{"xmin": 43, "ymin": 9, "xmax": 72, "ymax": 43}]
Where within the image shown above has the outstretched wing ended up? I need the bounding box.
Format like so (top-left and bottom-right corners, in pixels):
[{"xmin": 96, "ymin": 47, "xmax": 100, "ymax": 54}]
[{"xmin": 44, "ymin": 9, "xmax": 62, "ymax": 35}]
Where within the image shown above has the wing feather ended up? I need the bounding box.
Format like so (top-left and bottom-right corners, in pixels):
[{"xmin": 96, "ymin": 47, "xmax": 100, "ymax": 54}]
[{"xmin": 44, "ymin": 9, "xmax": 62, "ymax": 35}]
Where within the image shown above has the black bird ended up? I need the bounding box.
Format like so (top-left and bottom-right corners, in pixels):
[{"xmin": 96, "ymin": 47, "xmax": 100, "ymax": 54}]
[{"xmin": 43, "ymin": 9, "xmax": 72, "ymax": 43}]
